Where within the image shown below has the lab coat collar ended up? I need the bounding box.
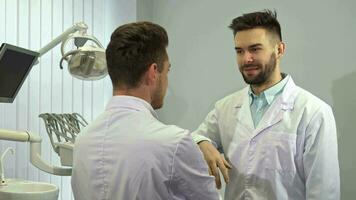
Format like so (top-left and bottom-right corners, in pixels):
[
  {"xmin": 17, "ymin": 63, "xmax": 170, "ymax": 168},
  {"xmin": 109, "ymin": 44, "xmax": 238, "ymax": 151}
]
[
  {"xmin": 235, "ymin": 74, "xmax": 297, "ymax": 110},
  {"xmin": 106, "ymin": 95, "xmax": 158, "ymax": 119},
  {"xmin": 280, "ymin": 75, "xmax": 298, "ymax": 110},
  {"xmin": 234, "ymin": 74, "xmax": 298, "ymax": 132}
]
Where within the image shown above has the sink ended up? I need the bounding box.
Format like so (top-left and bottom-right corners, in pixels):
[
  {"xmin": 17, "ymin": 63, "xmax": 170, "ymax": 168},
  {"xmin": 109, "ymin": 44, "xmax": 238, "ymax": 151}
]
[{"xmin": 0, "ymin": 179, "xmax": 59, "ymax": 200}]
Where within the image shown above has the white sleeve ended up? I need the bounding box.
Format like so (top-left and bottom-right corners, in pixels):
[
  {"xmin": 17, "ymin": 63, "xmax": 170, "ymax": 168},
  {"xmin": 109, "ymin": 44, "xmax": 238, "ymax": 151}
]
[
  {"xmin": 303, "ymin": 105, "xmax": 340, "ymax": 200},
  {"xmin": 169, "ymin": 134, "xmax": 220, "ymax": 200},
  {"xmin": 192, "ymin": 108, "xmax": 222, "ymax": 151}
]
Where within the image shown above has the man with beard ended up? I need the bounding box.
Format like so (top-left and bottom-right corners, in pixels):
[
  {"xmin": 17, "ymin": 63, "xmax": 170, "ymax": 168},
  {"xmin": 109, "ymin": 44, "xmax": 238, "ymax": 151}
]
[
  {"xmin": 71, "ymin": 22, "xmax": 219, "ymax": 200},
  {"xmin": 193, "ymin": 10, "xmax": 340, "ymax": 200}
]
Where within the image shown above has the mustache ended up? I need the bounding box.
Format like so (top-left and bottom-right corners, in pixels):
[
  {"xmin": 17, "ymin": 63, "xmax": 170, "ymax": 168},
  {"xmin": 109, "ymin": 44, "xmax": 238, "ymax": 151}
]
[{"xmin": 241, "ymin": 63, "xmax": 262, "ymax": 69}]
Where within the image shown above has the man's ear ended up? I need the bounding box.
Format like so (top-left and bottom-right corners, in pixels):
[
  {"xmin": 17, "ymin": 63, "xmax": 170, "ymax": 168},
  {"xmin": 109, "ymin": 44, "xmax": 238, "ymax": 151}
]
[
  {"xmin": 144, "ymin": 63, "xmax": 158, "ymax": 85},
  {"xmin": 276, "ymin": 42, "xmax": 286, "ymax": 58}
]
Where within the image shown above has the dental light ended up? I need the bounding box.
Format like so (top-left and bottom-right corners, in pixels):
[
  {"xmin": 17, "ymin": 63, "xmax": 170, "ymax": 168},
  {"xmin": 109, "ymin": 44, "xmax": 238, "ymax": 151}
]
[
  {"xmin": 0, "ymin": 22, "xmax": 107, "ymax": 103},
  {"xmin": 0, "ymin": 22, "xmax": 106, "ymax": 176},
  {"xmin": 39, "ymin": 22, "xmax": 107, "ymax": 80}
]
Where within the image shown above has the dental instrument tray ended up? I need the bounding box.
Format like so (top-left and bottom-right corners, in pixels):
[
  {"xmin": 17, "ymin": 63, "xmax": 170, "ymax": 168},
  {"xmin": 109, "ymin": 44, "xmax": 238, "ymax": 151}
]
[{"xmin": 39, "ymin": 113, "xmax": 88, "ymax": 166}]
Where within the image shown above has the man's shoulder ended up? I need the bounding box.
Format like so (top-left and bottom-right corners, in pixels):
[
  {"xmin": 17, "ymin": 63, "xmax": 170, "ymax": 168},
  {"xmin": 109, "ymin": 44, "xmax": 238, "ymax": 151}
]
[
  {"xmin": 214, "ymin": 87, "xmax": 248, "ymax": 108},
  {"xmin": 289, "ymin": 86, "xmax": 335, "ymax": 123},
  {"xmin": 147, "ymin": 119, "xmax": 191, "ymax": 143},
  {"xmin": 294, "ymin": 86, "xmax": 331, "ymax": 110}
]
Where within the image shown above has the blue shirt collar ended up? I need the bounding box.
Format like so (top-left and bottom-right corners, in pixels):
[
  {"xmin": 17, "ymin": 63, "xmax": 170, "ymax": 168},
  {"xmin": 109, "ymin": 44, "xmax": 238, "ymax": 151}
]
[{"xmin": 248, "ymin": 73, "xmax": 289, "ymax": 105}]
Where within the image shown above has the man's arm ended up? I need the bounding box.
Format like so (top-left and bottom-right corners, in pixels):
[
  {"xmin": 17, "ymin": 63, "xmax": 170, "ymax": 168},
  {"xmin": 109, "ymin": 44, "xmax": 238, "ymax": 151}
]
[
  {"xmin": 192, "ymin": 108, "xmax": 232, "ymax": 189},
  {"xmin": 303, "ymin": 105, "xmax": 340, "ymax": 200},
  {"xmin": 169, "ymin": 134, "xmax": 220, "ymax": 200},
  {"xmin": 198, "ymin": 141, "xmax": 231, "ymax": 189},
  {"xmin": 192, "ymin": 108, "xmax": 221, "ymax": 147}
]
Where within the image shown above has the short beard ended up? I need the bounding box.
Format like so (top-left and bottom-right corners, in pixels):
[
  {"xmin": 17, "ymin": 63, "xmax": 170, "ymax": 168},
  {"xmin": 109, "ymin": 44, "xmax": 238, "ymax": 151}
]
[{"xmin": 241, "ymin": 53, "xmax": 276, "ymax": 86}]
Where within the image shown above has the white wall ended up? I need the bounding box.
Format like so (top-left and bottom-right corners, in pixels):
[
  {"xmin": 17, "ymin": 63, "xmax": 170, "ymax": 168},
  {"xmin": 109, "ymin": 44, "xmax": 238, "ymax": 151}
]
[
  {"xmin": 138, "ymin": 0, "xmax": 356, "ymax": 199},
  {"xmin": 0, "ymin": 0, "xmax": 136, "ymax": 199}
]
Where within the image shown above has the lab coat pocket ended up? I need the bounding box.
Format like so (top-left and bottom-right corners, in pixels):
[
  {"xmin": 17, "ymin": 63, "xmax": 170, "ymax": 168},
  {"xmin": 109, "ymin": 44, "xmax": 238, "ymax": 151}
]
[{"xmin": 262, "ymin": 133, "xmax": 297, "ymax": 173}]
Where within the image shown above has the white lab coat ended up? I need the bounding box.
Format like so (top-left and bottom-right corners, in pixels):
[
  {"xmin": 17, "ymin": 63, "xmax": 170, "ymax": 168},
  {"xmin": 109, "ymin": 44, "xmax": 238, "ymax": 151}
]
[
  {"xmin": 193, "ymin": 76, "xmax": 340, "ymax": 200},
  {"xmin": 72, "ymin": 96, "xmax": 219, "ymax": 200}
]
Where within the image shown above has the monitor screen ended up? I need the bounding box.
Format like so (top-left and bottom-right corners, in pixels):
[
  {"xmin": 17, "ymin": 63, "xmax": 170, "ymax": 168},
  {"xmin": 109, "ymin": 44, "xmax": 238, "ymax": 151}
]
[{"xmin": 0, "ymin": 43, "xmax": 39, "ymax": 103}]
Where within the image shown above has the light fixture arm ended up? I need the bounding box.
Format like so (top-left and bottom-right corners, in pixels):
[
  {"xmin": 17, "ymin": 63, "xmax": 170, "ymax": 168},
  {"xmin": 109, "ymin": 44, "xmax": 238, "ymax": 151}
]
[
  {"xmin": 35, "ymin": 21, "xmax": 107, "ymax": 80},
  {"xmin": 38, "ymin": 22, "xmax": 88, "ymax": 57},
  {"xmin": 0, "ymin": 129, "xmax": 71, "ymax": 176}
]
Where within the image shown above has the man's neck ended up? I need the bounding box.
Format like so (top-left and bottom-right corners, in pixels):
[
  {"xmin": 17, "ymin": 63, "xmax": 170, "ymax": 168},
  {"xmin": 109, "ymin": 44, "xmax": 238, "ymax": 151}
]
[
  {"xmin": 251, "ymin": 72, "xmax": 282, "ymax": 96},
  {"xmin": 113, "ymin": 86, "xmax": 151, "ymax": 105}
]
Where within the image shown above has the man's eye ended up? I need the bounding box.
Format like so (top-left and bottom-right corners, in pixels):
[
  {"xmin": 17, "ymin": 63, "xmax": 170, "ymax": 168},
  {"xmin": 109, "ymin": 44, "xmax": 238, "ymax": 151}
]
[
  {"xmin": 251, "ymin": 48, "xmax": 260, "ymax": 52},
  {"xmin": 236, "ymin": 50, "xmax": 243, "ymax": 54}
]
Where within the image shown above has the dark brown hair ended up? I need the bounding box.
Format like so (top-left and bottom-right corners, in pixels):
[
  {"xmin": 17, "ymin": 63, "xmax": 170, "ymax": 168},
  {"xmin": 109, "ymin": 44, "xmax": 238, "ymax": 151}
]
[
  {"xmin": 106, "ymin": 21, "xmax": 168, "ymax": 89},
  {"xmin": 229, "ymin": 9, "xmax": 282, "ymax": 42}
]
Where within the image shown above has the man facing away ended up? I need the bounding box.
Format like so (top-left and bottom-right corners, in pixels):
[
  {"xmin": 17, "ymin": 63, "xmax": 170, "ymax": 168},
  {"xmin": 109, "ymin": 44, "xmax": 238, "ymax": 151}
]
[
  {"xmin": 193, "ymin": 10, "xmax": 340, "ymax": 200},
  {"xmin": 71, "ymin": 22, "xmax": 219, "ymax": 200}
]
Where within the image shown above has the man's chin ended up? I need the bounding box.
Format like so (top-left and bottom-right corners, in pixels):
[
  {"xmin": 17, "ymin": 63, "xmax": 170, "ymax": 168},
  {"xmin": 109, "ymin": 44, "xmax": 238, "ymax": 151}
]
[
  {"xmin": 153, "ymin": 105, "xmax": 163, "ymax": 110},
  {"xmin": 243, "ymin": 75, "xmax": 258, "ymax": 84},
  {"xmin": 243, "ymin": 77, "xmax": 266, "ymax": 85},
  {"xmin": 152, "ymin": 101, "xmax": 164, "ymax": 110}
]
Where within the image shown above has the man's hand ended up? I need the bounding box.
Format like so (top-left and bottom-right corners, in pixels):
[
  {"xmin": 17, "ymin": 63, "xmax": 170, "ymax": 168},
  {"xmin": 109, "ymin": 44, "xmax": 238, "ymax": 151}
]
[{"xmin": 198, "ymin": 141, "xmax": 232, "ymax": 189}]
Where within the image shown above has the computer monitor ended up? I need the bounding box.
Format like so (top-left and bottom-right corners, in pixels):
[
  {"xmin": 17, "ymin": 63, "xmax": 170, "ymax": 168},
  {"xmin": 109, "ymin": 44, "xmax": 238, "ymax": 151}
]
[{"xmin": 0, "ymin": 43, "xmax": 39, "ymax": 103}]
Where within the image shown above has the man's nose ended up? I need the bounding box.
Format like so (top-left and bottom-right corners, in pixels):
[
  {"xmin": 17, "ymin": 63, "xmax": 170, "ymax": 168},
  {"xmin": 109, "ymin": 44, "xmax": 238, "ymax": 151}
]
[{"xmin": 243, "ymin": 52, "xmax": 254, "ymax": 64}]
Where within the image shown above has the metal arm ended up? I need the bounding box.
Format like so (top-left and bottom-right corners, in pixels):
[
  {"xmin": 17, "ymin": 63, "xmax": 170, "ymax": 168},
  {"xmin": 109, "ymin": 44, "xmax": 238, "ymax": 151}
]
[{"xmin": 38, "ymin": 22, "xmax": 88, "ymax": 57}]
